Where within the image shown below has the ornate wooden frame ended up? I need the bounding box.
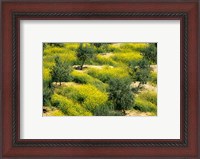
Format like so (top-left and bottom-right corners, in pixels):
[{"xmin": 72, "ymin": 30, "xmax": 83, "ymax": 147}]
[{"xmin": 1, "ymin": 0, "xmax": 199, "ymax": 158}]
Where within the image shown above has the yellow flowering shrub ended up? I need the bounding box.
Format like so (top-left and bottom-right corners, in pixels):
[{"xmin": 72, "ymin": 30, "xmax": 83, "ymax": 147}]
[
  {"xmin": 94, "ymin": 54, "xmax": 117, "ymax": 66},
  {"xmin": 44, "ymin": 47, "xmax": 66, "ymax": 56},
  {"xmin": 112, "ymin": 52, "xmax": 142, "ymax": 65},
  {"xmin": 43, "ymin": 68, "xmax": 51, "ymax": 82},
  {"xmin": 51, "ymin": 94, "xmax": 92, "ymax": 116},
  {"xmin": 64, "ymin": 43, "xmax": 79, "ymax": 51},
  {"xmin": 71, "ymin": 70, "xmax": 108, "ymax": 91},
  {"xmin": 87, "ymin": 66, "xmax": 130, "ymax": 83},
  {"xmin": 47, "ymin": 109, "xmax": 65, "ymax": 116},
  {"xmin": 120, "ymin": 43, "xmax": 149, "ymax": 51},
  {"xmin": 134, "ymin": 91, "xmax": 157, "ymax": 113},
  {"xmin": 57, "ymin": 84, "xmax": 108, "ymax": 112}
]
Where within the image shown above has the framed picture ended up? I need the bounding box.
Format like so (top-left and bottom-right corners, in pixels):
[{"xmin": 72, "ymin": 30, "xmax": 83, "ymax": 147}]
[{"xmin": 1, "ymin": 0, "xmax": 199, "ymax": 158}]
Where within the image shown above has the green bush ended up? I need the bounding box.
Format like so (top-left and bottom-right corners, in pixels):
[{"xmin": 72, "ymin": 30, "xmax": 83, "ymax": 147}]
[
  {"xmin": 92, "ymin": 101, "xmax": 113, "ymax": 116},
  {"xmin": 51, "ymin": 94, "xmax": 92, "ymax": 116},
  {"xmin": 91, "ymin": 44, "xmax": 109, "ymax": 53},
  {"xmin": 93, "ymin": 101, "xmax": 123, "ymax": 116},
  {"xmin": 140, "ymin": 43, "xmax": 157, "ymax": 64},
  {"xmin": 43, "ymin": 85, "xmax": 53, "ymax": 106},
  {"xmin": 108, "ymin": 78, "xmax": 134, "ymax": 113}
]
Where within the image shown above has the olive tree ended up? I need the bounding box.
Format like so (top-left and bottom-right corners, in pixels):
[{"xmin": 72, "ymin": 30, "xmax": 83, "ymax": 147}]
[
  {"xmin": 76, "ymin": 43, "xmax": 95, "ymax": 70},
  {"xmin": 140, "ymin": 43, "xmax": 157, "ymax": 64},
  {"xmin": 51, "ymin": 56, "xmax": 72, "ymax": 86},
  {"xmin": 129, "ymin": 58, "xmax": 151, "ymax": 92},
  {"xmin": 108, "ymin": 77, "xmax": 134, "ymax": 114}
]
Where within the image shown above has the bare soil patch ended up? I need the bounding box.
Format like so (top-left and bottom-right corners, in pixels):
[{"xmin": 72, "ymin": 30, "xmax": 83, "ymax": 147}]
[
  {"xmin": 125, "ymin": 109, "xmax": 153, "ymax": 116},
  {"xmin": 99, "ymin": 53, "xmax": 114, "ymax": 58}
]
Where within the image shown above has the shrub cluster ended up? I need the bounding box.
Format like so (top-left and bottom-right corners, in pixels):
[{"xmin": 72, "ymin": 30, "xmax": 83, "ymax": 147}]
[
  {"xmin": 111, "ymin": 52, "xmax": 142, "ymax": 65},
  {"xmin": 71, "ymin": 70, "xmax": 108, "ymax": 91},
  {"xmin": 51, "ymin": 94, "xmax": 92, "ymax": 116},
  {"xmin": 133, "ymin": 91, "xmax": 157, "ymax": 113},
  {"xmin": 44, "ymin": 46, "xmax": 66, "ymax": 56},
  {"xmin": 120, "ymin": 43, "xmax": 149, "ymax": 52},
  {"xmin": 56, "ymin": 84, "xmax": 108, "ymax": 113},
  {"xmin": 87, "ymin": 66, "xmax": 130, "ymax": 83},
  {"xmin": 64, "ymin": 43, "xmax": 79, "ymax": 51},
  {"xmin": 94, "ymin": 54, "xmax": 117, "ymax": 66}
]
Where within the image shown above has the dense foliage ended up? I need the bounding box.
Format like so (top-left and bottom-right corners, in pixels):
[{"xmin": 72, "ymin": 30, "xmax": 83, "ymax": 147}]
[
  {"xmin": 43, "ymin": 43, "xmax": 157, "ymax": 116},
  {"xmin": 108, "ymin": 78, "xmax": 133, "ymax": 114},
  {"xmin": 51, "ymin": 56, "xmax": 72, "ymax": 86},
  {"xmin": 76, "ymin": 43, "xmax": 95, "ymax": 70}
]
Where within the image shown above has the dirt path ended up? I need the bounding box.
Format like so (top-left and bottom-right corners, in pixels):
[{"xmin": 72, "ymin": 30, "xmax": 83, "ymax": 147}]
[
  {"xmin": 131, "ymin": 82, "xmax": 157, "ymax": 92},
  {"xmin": 73, "ymin": 64, "xmax": 113, "ymax": 70},
  {"xmin": 99, "ymin": 53, "xmax": 114, "ymax": 58},
  {"xmin": 150, "ymin": 65, "xmax": 157, "ymax": 73},
  {"xmin": 52, "ymin": 82, "xmax": 79, "ymax": 87},
  {"xmin": 125, "ymin": 109, "xmax": 153, "ymax": 116}
]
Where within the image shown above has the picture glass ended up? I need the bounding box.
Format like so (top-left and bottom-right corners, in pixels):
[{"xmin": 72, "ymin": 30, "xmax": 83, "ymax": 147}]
[{"xmin": 43, "ymin": 42, "xmax": 157, "ymax": 116}]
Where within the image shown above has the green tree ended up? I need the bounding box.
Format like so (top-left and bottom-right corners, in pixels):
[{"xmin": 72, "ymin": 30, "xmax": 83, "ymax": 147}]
[
  {"xmin": 51, "ymin": 56, "xmax": 72, "ymax": 86},
  {"xmin": 129, "ymin": 58, "xmax": 151, "ymax": 92},
  {"xmin": 108, "ymin": 78, "xmax": 134, "ymax": 114},
  {"xmin": 140, "ymin": 43, "xmax": 157, "ymax": 64},
  {"xmin": 76, "ymin": 43, "xmax": 94, "ymax": 70}
]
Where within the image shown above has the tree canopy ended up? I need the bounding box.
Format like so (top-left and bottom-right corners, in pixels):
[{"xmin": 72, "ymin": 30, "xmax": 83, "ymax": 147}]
[
  {"xmin": 76, "ymin": 43, "xmax": 95, "ymax": 70},
  {"xmin": 51, "ymin": 56, "xmax": 72, "ymax": 85}
]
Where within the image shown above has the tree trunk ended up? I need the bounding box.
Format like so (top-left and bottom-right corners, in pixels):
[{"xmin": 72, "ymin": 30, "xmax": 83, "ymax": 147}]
[
  {"xmin": 137, "ymin": 82, "xmax": 142, "ymax": 90},
  {"xmin": 59, "ymin": 81, "xmax": 61, "ymax": 86},
  {"xmin": 122, "ymin": 109, "xmax": 126, "ymax": 115},
  {"xmin": 80, "ymin": 59, "xmax": 86, "ymax": 70}
]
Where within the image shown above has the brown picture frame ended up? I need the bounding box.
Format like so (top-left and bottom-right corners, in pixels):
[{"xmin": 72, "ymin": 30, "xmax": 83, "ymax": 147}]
[{"xmin": 1, "ymin": 0, "xmax": 199, "ymax": 158}]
